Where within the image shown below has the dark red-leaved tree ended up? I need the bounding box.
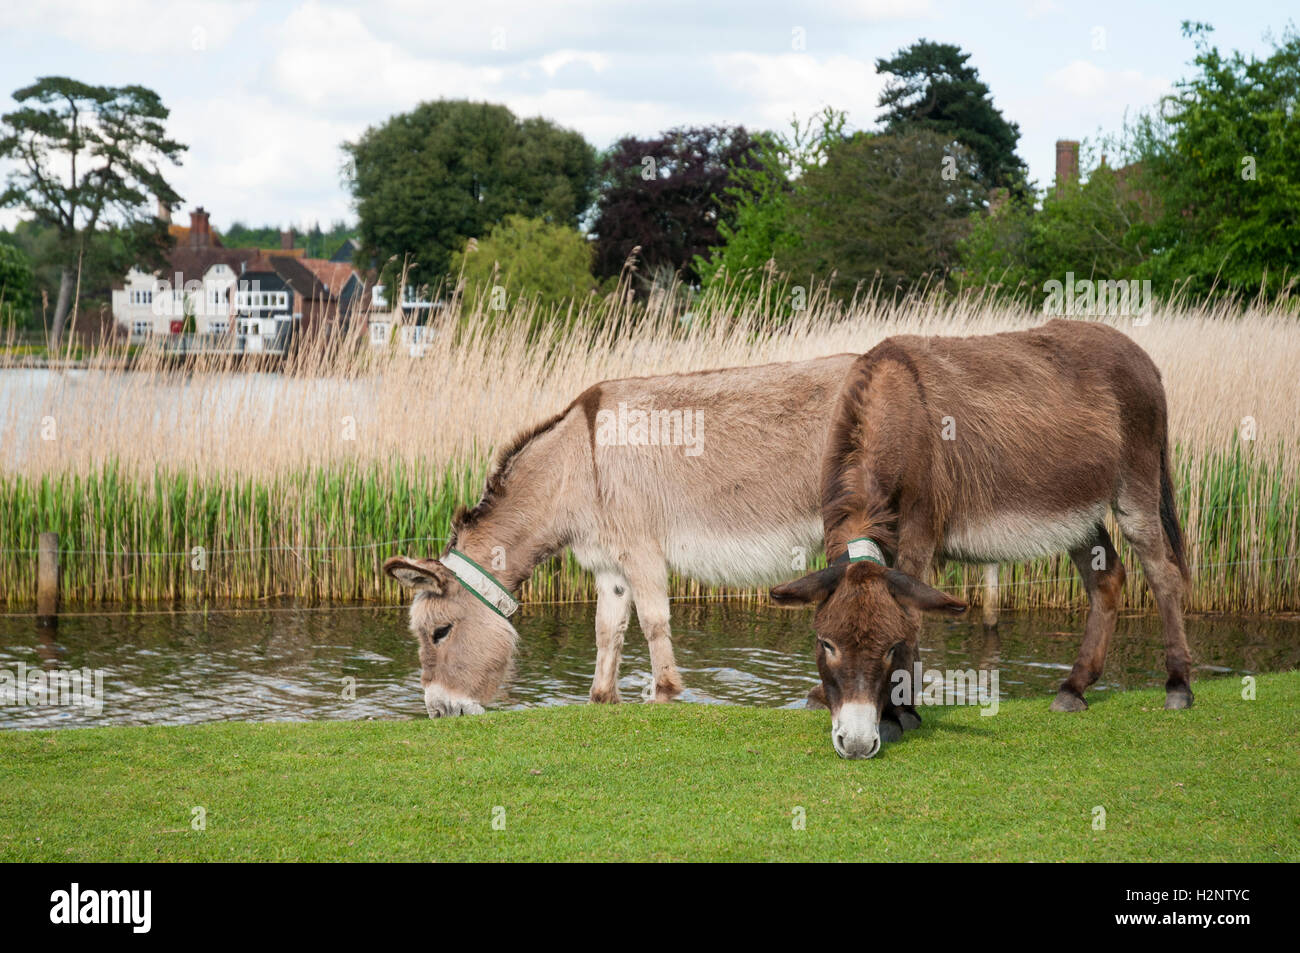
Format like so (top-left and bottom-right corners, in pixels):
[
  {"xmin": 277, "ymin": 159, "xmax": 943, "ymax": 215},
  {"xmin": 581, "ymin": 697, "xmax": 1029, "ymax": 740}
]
[{"xmin": 590, "ymin": 125, "xmax": 765, "ymax": 288}]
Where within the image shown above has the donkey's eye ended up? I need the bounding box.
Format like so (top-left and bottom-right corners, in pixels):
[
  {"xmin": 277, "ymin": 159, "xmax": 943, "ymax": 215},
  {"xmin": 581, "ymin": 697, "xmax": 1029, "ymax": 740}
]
[
  {"xmin": 883, "ymin": 641, "xmax": 903, "ymax": 663},
  {"xmin": 818, "ymin": 639, "xmax": 835, "ymax": 655},
  {"xmin": 432, "ymin": 624, "xmax": 452, "ymax": 644}
]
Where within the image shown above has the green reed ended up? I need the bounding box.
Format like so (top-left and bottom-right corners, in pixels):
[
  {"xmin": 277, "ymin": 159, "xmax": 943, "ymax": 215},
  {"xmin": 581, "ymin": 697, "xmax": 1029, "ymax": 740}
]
[{"xmin": 1, "ymin": 445, "xmax": 1296, "ymax": 611}]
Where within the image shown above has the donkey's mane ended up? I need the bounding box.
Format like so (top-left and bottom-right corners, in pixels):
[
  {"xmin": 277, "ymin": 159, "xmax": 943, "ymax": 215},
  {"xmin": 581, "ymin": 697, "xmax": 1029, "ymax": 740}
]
[
  {"xmin": 449, "ymin": 406, "xmax": 571, "ymax": 543},
  {"xmin": 819, "ymin": 343, "xmax": 922, "ymax": 561}
]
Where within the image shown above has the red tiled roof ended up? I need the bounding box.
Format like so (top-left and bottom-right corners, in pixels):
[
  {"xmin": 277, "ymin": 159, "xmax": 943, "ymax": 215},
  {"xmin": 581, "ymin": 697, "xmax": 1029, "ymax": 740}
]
[{"xmin": 299, "ymin": 259, "xmax": 358, "ymax": 297}]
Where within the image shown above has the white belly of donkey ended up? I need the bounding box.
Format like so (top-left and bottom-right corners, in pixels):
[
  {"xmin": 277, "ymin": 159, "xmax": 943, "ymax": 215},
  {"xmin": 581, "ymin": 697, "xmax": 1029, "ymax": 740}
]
[
  {"xmin": 942, "ymin": 505, "xmax": 1107, "ymax": 563},
  {"xmin": 665, "ymin": 516, "xmax": 825, "ymax": 587}
]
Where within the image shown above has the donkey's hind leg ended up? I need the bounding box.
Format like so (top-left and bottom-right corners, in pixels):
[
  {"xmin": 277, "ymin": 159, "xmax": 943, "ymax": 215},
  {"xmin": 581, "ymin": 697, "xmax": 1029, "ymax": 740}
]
[
  {"xmin": 1051, "ymin": 525, "xmax": 1125, "ymax": 712},
  {"xmin": 589, "ymin": 571, "xmax": 631, "ymax": 704},
  {"xmin": 1115, "ymin": 499, "xmax": 1194, "ymax": 709},
  {"xmin": 622, "ymin": 551, "xmax": 684, "ymax": 702}
]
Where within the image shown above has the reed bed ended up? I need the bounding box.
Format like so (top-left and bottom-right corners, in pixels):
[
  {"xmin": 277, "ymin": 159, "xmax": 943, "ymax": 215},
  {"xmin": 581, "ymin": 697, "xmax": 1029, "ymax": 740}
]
[{"xmin": 1, "ymin": 284, "xmax": 1297, "ymax": 611}]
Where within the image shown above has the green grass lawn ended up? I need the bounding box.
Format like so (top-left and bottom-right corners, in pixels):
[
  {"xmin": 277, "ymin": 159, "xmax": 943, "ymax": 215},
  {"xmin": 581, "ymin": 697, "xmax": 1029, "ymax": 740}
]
[{"xmin": 2, "ymin": 672, "xmax": 1297, "ymax": 862}]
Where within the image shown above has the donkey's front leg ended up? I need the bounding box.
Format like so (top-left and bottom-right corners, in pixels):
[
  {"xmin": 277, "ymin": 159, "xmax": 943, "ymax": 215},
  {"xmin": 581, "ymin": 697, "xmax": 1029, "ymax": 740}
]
[
  {"xmin": 623, "ymin": 553, "xmax": 684, "ymax": 702},
  {"xmin": 590, "ymin": 571, "xmax": 631, "ymax": 704},
  {"xmin": 888, "ymin": 534, "xmax": 937, "ymax": 732}
]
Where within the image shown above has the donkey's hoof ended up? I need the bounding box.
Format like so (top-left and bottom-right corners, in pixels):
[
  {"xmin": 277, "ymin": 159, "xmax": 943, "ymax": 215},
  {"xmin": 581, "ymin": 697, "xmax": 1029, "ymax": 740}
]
[
  {"xmin": 898, "ymin": 709, "xmax": 922, "ymax": 732},
  {"xmin": 879, "ymin": 717, "xmax": 904, "ymax": 745},
  {"xmin": 642, "ymin": 677, "xmax": 683, "ymax": 703},
  {"xmin": 1164, "ymin": 687, "xmax": 1194, "ymax": 710},
  {"xmin": 589, "ymin": 688, "xmax": 621, "ymax": 705},
  {"xmin": 1050, "ymin": 689, "xmax": 1088, "ymax": 712}
]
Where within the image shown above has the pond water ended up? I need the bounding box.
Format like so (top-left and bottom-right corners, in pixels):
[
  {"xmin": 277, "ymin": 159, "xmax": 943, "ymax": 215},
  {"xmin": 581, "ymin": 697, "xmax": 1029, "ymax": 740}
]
[{"xmin": 2, "ymin": 603, "xmax": 1297, "ymax": 729}]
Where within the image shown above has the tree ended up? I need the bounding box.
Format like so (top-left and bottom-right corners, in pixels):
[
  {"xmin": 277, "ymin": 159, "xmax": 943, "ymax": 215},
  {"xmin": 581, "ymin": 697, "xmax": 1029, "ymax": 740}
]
[
  {"xmin": 876, "ymin": 40, "xmax": 1026, "ymax": 192},
  {"xmin": 962, "ymin": 23, "xmax": 1300, "ymax": 304},
  {"xmin": 1126, "ymin": 23, "xmax": 1300, "ymax": 298},
  {"xmin": 0, "ymin": 241, "xmax": 35, "ymax": 328},
  {"xmin": 342, "ymin": 100, "xmax": 596, "ymax": 289},
  {"xmin": 776, "ymin": 128, "xmax": 987, "ymax": 299},
  {"xmin": 0, "ymin": 77, "xmax": 185, "ymax": 346},
  {"xmin": 695, "ymin": 108, "xmax": 849, "ymax": 304},
  {"xmin": 590, "ymin": 125, "xmax": 765, "ymax": 289},
  {"xmin": 450, "ymin": 215, "xmax": 596, "ymax": 324},
  {"xmin": 959, "ymin": 158, "xmax": 1150, "ymax": 298}
]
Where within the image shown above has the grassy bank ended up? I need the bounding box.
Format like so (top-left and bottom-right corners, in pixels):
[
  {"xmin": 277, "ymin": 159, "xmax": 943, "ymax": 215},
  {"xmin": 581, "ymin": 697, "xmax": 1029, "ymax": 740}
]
[{"xmin": 1, "ymin": 672, "xmax": 1296, "ymax": 861}]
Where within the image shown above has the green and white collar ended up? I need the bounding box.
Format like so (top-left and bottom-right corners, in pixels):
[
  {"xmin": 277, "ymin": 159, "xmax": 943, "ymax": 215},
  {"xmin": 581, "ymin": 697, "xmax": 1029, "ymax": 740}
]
[
  {"xmin": 439, "ymin": 549, "xmax": 519, "ymax": 619},
  {"xmin": 846, "ymin": 537, "xmax": 887, "ymax": 567}
]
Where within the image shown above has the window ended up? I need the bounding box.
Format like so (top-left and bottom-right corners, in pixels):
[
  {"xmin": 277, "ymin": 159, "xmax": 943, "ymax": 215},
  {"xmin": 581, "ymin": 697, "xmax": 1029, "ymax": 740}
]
[
  {"xmin": 369, "ymin": 322, "xmax": 389, "ymax": 345},
  {"xmin": 209, "ymin": 321, "xmax": 228, "ymax": 335},
  {"xmin": 132, "ymin": 320, "xmax": 151, "ymax": 336}
]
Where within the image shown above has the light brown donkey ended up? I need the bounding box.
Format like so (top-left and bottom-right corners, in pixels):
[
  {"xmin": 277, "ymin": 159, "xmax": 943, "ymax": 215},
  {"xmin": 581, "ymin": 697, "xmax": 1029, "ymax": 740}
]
[
  {"xmin": 384, "ymin": 355, "xmax": 859, "ymax": 717},
  {"xmin": 772, "ymin": 319, "xmax": 1193, "ymax": 758}
]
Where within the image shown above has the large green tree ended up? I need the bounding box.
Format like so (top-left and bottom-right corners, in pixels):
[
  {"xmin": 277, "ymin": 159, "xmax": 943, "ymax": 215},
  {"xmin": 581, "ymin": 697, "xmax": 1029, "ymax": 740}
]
[
  {"xmin": 0, "ymin": 77, "xmax": 185, "ymax": 345},
  {"xmin": 777, "ymin": 128, "xmax": 987, "ymax": 299},
  {"xmin": 876, "ymin": 40, "xmax": 1026, "ymax": 192},
  {"xmin": 961, "ymin": 23, "xmax": 1300, "ymax": 304},
  {"xmin": 1126, "ymin": 23, "xmax": 1300, "ymax": 298},
  {"xmin": 342, "ymin": 100, "xmax": 596, "ymax": 289},
  {"xmin": 695, "ymin": 108, "xmax": 848, "ymax": 304},
  {"xmin": 959, "ymin": 159, "xmax": 1149, "ymax": 298}
]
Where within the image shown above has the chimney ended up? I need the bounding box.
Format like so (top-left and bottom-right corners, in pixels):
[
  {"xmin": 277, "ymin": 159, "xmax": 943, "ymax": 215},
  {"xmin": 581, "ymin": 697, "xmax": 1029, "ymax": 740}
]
[
  {"xmin": 189, "ymin": 207, "xmax": 212, "ymax": 249},
  {"xmin": 280, "ymin": 228, "xmax": 296, "ymax": 251},
  {"xmin": 1055, "ymin": 140, "xmax": 1079, "ymax": 197},
  {"xmin": 156, "ymin": 199, "xmax": 171, "ymax": 224}
]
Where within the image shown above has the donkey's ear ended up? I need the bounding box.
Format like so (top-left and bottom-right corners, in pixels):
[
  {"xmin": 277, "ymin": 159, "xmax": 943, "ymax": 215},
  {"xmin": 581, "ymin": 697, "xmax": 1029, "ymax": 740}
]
[
  {"xmin": 883, "ymin": 569, "xmax": 967, "ymax": 615},
  {"xmin": 384, "ymin": 556, "xmax": 449, "ymax": 594},
  {"xmin": 770, "ymin": 563, "xmax": 846, "ymax": 606}
]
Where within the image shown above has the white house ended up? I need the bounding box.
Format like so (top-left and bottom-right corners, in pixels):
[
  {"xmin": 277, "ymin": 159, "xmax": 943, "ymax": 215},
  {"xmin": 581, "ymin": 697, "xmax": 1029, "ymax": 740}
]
[
  {"xmin": 111, "ymin": 261, "xmax": 242, "ymax": 340},
  {"xmin": 367, "ymin": 283, "xmax": 439, "ymax": 356}
]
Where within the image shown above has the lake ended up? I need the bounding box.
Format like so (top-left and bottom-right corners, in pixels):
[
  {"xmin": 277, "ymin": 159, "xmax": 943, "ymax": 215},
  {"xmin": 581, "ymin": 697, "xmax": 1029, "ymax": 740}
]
[{"xmin": 2, "ymin": 603, "xmax": 1296, "ymax": 728}]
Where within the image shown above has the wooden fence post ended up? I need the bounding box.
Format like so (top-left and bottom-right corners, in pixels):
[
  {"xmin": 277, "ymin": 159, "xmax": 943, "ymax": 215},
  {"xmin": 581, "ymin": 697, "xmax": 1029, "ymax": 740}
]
[
  {"xmin": 37, "ymin": 532, "xmax": 59, "ymax": 625},
  {"xmin": 982, "ymin": 563, "xmax": 999, "ymax": 628}
]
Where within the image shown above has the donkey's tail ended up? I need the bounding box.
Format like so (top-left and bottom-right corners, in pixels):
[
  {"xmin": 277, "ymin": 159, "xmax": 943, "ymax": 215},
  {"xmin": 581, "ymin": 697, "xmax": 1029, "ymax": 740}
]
[{"xmin": 1159, "ymin": 442, "xmax": 1190, "ymax": 584}]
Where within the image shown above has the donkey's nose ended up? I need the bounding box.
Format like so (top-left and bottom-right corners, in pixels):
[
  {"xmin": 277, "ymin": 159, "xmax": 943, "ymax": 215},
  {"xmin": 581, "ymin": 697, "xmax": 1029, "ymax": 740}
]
[
  {"xmin": 831, "ymin": 702, "xmax": 882, "ymax": 759},
  {"xmin": 833, "ymin": 729, "xmax": 881, "ymax": 759}
]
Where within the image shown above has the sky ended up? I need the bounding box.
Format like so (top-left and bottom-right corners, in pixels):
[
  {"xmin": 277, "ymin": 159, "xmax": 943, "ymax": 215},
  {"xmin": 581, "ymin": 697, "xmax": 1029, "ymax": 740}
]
[{"xmin": 0, "ymin": 0, "xmax": 1295, "ymax": 233}]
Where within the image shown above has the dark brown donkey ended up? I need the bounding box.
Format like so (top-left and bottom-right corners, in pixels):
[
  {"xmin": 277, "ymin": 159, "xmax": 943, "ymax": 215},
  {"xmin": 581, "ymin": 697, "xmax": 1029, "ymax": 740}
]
[{"xmin": 771, "ymin": 319, "xmax": 1192, "ymax": 759}]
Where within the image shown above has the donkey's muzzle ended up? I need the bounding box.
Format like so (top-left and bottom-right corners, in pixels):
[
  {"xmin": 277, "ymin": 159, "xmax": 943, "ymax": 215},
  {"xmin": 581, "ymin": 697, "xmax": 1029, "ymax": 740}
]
[
  {"xmin": 424, "ymin": 684, "xmax": 486, "ymax": 718},
  {"xmin": 832, "ymin": 703, "xmax": 882, "ymax": 759}
]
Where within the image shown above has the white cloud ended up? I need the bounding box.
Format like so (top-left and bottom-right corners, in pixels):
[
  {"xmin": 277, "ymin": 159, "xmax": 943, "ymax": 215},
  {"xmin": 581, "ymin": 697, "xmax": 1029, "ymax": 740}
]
[
  {"xmin": 830, "ymin": 0, "xmax": 933, "ymax": 20},
  {"xmin": 167, "ymin": 89, "xmax": 360, "ymax": 228},
  {"xmin": 0, "ymin": 0, "xmax": 255, "ymax": 54},
  {"xmin": 537, "ymin": 50, "xmax": 611, "ymax": 78},
  {"xmin": 1023, "ymin": 0, "xmax": 1064, "ymax": 19},
  {"xmin": 268, "ymin": 1, "xmax": 505, "ymax": 113},
  {"xmin": 1046, "ymin": 60, "xmax": 1169, "ymax": 103},
  {"xmin": 711, "ymin": 52, "xmax": 885, "ymax": 130}
]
